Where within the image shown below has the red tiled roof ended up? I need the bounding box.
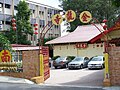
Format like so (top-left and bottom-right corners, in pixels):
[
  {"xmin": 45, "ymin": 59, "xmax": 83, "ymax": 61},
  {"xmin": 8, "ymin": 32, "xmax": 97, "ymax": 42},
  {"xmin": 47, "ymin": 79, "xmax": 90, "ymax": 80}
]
[{"xmin": 46, "ymin": 24, "xmax": 104, "ymax": 44}]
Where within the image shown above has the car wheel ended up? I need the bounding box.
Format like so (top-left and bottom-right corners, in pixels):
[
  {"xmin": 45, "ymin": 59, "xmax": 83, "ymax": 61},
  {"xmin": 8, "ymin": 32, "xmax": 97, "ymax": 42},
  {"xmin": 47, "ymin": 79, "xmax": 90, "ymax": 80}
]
[
  {"xmin": 66, "ymin": 64, "xmax": 68, "ymax": 68},
  {"xmin": 55, "ymin": 66, "xmax": 57, "ymax": 69},
  {"xmin": 80, "ymin": 64, "xmax": 83, "ymax": 69},
  {"xmin": 103, "ymin": 64, "xmax": 105, "ymax": 68},
  {"xmin": 101, "ymin": 64, "xmax": 104, "ymax": 69},
  {"xmin": 88, "ymin": 68, "xmax": 91, "ymax": 70}
]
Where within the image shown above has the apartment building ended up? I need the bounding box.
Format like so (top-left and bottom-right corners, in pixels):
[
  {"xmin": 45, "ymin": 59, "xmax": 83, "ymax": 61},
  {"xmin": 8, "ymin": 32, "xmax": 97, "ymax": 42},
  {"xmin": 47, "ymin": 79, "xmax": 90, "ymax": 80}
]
[{"xmin": 0, "ymin": 0, "xmax": 61, "ymax": 45}]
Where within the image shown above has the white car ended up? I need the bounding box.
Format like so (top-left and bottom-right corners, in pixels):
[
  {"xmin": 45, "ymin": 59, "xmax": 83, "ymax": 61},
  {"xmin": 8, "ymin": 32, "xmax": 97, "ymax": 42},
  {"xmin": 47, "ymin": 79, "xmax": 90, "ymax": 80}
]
[{"xmin": 88, "ymin": 56, "xmax": 104, "ymax": 69}]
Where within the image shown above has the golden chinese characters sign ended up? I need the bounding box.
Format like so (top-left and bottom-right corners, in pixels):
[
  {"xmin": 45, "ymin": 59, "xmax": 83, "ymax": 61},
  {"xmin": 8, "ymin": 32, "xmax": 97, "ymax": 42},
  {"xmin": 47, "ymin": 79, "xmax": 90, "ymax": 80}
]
[
  {"xmin": 52, "ymin": 14, "xmax": 63, "ymax": 25},
  {"xmin": 0, "ymin": 50, "xmax": 23, "ymax": 72},
  {"xmin": 79, "ymin": 11, "xmax": 92, "ymax": 23},
  {"xmin": 65, "ymin": 10, "xmax": 76, "ymax": 22},
  {"xmin": 0, "ymin": 50, "xmax": 11, "ymax": 62}
]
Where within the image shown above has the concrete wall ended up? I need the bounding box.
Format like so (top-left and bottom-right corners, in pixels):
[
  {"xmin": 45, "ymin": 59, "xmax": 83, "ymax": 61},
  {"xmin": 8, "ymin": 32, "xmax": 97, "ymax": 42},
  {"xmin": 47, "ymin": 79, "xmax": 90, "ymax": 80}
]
[
  {"xmin": 0, "ymin": 50, "xmax": 39, "ymax": 80},
  {"xmin": 54, "ymin": 43, "xmax": 104, "ymax": 58},
  {"xmin": 108, "ymin": 47, "xmax": 120, "ymax": 86},
  {"xmin": 54, "ymin": 44, "xmax": 77, "ymax": 57}
]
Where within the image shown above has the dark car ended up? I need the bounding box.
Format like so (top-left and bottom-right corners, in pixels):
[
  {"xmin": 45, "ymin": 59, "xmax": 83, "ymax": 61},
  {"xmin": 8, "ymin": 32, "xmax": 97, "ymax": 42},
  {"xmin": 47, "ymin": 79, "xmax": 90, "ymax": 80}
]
[
  {"xmin": 68, "ymin": 57, "xmax": 90, "ymax": 69},
  {"xmin": 53, "ymin": 57, "xmax": 69, "ymax": 69}
]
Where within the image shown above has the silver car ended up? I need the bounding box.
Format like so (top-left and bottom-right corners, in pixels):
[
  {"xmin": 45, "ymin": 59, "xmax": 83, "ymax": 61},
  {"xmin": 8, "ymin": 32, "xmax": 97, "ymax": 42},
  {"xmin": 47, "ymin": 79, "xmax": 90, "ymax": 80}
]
[
  {"xmin": 68, "ymin": 57, "xmax": 89, "ymax": 69},
  {"xmin": 88, "ymin": 56, "xmax": 104, "ymax": 69}
]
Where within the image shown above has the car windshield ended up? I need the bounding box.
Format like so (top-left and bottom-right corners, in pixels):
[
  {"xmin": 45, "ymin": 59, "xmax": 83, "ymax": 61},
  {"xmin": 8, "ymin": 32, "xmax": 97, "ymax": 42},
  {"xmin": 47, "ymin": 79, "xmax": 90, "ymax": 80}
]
[
  {"xmin": 91, "ymin": 57, "xmax": 102, "ymax": 61},
  {"xmin": 73, "ymin": 57, "xmax": 83, "ymax": 61},
  {"xmin": 56, "ymin": 57, "xmax": 65, "ymax": 61}
]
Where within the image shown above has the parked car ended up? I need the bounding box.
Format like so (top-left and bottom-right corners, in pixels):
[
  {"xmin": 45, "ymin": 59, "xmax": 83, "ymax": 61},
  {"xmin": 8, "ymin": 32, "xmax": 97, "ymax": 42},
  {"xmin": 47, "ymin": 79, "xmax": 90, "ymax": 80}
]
[
  {"xmin": 49, "ymin": 57, "xmax": 52, "ymax": 67},
  {"xmin": 68, "ymin": 57, "xmax": 90, "ymax": 69},
  {"xmin": 88, "ymin": 56, "xmax": 104, "ymax": 69},
  {"xmin": 53, "ymin": 57, "xmax": 69, "ymax": 69}
]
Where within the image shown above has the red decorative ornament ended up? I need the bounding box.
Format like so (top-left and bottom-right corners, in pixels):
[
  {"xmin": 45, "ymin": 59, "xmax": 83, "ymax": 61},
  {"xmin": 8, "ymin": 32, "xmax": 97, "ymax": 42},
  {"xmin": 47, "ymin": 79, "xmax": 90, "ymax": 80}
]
[
  {"xmin": 103, "ymin": 19, "xmax": 108, "ymax": 23},
  {"xmin": 11, "ymin": 18, "xmax": 16, "ymax": 31},
  {"xmin": 76, "ymin": 43, "xmax": 87, "ymax": 48},
  {"xmin": 103, "ymin": 24, "xmax": 107, "ymax": 30},
  {"xmin": 13, "ymin": 27, "xmax": 16, "ymax": 31},
  {"xmin": 34, "ymin": 23, "xmax": 38, "ymax": 27},
  {"xmin": 34, "ymin": 32, "xmax": 38, "ymax": 35},
  {"xmin": 104, "ymin": 30, "xmax": 108, "ymax": 34},
  {"xmin": 81, "ymin": 43, "xmax": 87, "ymax": 48},
  {"xmin": 76, "ymin": 43, "xmax": 80, "ymax": 48},
  {"xmin": 11, "ymin": 18, "xmax": 16, "ymax": 22},
  {"xmin": 34, "ymin": 23, "xmax": 38, "ymax": 31},
  {"xmin": 34, "ymin": 27, "xmax": 38, "ymax": 30},
  {"xmin": 12, "ymin": 23, "xmax": 16, "ymax": 27}
]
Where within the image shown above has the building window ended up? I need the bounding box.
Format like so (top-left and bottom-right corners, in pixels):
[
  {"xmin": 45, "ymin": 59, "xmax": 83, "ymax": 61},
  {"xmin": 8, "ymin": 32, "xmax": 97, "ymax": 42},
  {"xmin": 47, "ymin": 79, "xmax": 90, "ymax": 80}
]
[
  {"xmin": 34, "ymin": 35, "xmax": 36, "ymax": 41},
  {"xmin": 14, "ymin": 6, "xmax": 17, "ymax": 10},
  {"xmin": 0, "ymin": 3, "xmax": 3, "ymax": 8},
  {"xmin": 12, "ymin": 51, "xmax": 22, "ymax": 62},
  {"xmin": 31, "ymin": 35, "xmax": 33, "ymax": 41},
  {"xmin": 5, "ymin": 4, "xmax": 10, "ymax": 9}
]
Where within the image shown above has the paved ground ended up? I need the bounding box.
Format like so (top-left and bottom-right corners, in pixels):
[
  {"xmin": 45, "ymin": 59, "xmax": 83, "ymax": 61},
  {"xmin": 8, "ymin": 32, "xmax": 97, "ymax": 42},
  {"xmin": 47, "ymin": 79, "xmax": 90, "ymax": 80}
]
[
  {"xmin": 0, "ymin": 69, "xmax": 120, "ymax": 90},
  {"xmin": 45, "ymin": 68, "xmax": 104, "ymax": 87},
  {"xmin": 0, "ymin": 82, "xmax": 104, "ymax": 90},
  {"xmin": 0, "ymin": 76, "xmax": 34, "ymax": 84}
]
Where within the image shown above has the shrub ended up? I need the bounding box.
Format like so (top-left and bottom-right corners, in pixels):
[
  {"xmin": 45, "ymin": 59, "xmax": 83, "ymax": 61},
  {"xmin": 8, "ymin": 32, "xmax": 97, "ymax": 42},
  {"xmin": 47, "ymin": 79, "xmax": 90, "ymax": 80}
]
[
  {"xmin": 52, "ymin": 56, "xmax": 60, "ymax": 60},
  {"xmin": 67, "ymin": 56, "xmax": 75, "ymax": 61}
]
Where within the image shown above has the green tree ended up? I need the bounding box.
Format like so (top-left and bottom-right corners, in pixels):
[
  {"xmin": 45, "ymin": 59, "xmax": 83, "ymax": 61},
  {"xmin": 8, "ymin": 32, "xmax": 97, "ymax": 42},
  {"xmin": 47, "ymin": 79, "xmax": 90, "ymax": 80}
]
[
  {"xmin": 111, "ymin": 0, "xmax": 120, "ymax": 7},
  {"xmin": 59, "ymin": 0, "xmax": 120, "ymax": 32},
  {"xmin": 5, "ymin": 0, "xmax": 33, "ymax": 45},
  {"xmin": 16, "ymin": 0, "xmax": 33, "ymax": 44},
  {"xmin": 0, "ymin": 33, "xmax": 11, "ymax": 51},
  {"xmin": 4, "ymin": 28, "xmax": 16, "ymax": 44}
]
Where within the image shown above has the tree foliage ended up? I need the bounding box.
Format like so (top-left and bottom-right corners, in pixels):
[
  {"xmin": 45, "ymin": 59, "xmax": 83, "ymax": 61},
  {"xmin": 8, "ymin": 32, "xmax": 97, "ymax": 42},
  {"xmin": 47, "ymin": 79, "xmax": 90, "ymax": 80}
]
[
  {"xmin": 16, "ymin": 0, "xmax": 33, "ymax": 44},
  {"xmin": 5, "ymin": 0, "xmax": 33, "ymax": 45},
  {"xmin": 0, "ymin": 33, "xmax": 11, "ymax": 51},
  {"xmin": 111, "ymin": 0, "xmax": 120, "ymax": 7},
  {"xmin": 59, "ymin": 0, "xmax": 120, "ymax": 32}
]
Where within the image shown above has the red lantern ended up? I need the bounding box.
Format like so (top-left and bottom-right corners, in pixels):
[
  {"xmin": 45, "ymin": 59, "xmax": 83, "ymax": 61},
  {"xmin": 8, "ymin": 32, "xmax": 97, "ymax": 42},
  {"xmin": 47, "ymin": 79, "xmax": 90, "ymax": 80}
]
[
  {"xmin": 11, "ymin": 18, "xmax": 16, "ymax": 22},
  {"xmin": 34, "ymin": 32, "xmax": 38, "ymax": 35},
  {"xmin": 34, "ymin": 23, "xmax": 38, "ymax": 34},
  {"xmin": 34, "ymin": 23, "xmax": 38, "ymax": 26},
  {"xmin": 11, "ymin": 18, "xmax": 16, "ymax": 31},
  {"xmin": 34, "ymin": 23, "xmax": 38, "ymax": 30},
  {"xmin": 34, "ymin": 27, "xmax": 38, "ymax": 30},
  {"xmin": 12, "ymin": 26, "xmax": 16, "ymax": 30}
]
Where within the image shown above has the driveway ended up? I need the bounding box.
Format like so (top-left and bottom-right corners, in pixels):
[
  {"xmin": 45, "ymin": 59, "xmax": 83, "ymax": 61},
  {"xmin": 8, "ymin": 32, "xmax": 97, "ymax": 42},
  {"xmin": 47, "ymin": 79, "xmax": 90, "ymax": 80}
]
[{"xmin": 45, "ymin": 68, "xmax": 104, "ymax": 87}]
